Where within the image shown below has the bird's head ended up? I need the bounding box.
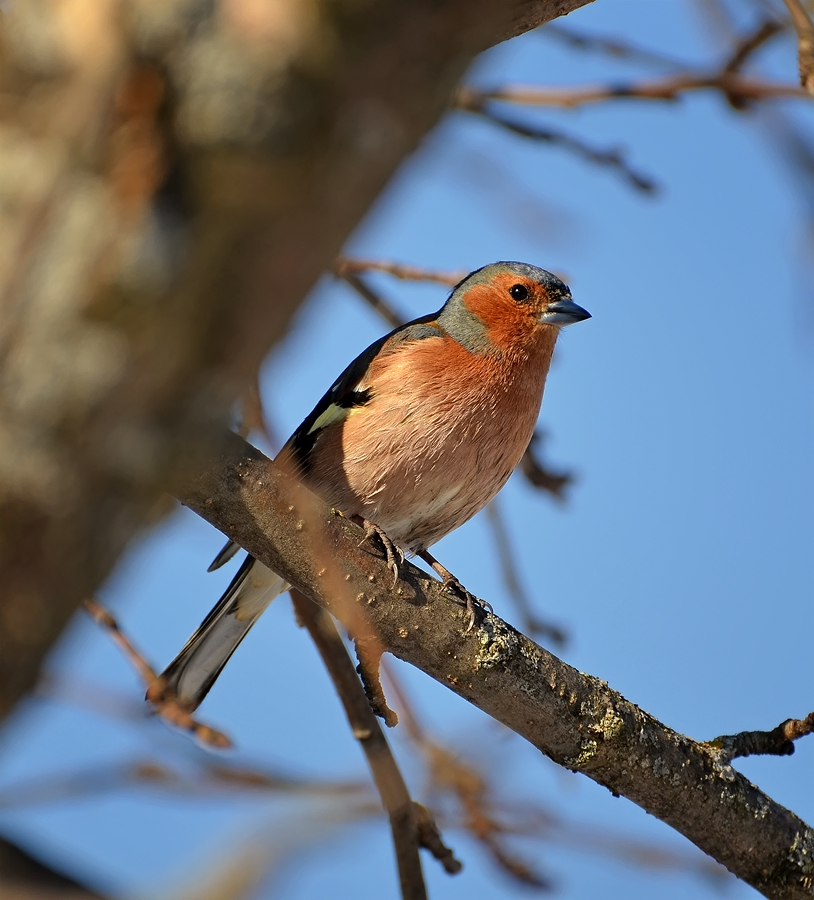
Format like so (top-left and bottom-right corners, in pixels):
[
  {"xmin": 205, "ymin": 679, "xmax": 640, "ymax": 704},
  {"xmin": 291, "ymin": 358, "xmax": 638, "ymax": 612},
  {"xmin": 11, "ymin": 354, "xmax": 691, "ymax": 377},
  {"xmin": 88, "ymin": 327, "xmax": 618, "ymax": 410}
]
[{"xmin": 438, "ymin": 261, "xmax": 590, "ymax": 354}]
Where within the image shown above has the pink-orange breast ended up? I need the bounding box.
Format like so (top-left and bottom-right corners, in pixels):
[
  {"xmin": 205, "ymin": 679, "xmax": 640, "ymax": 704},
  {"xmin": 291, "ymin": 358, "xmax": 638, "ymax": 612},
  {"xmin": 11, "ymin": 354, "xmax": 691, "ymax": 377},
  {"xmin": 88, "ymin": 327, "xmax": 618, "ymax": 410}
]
[{"xmin": 305, "ymin": 329, "xmax": 558, "ymax": 552}]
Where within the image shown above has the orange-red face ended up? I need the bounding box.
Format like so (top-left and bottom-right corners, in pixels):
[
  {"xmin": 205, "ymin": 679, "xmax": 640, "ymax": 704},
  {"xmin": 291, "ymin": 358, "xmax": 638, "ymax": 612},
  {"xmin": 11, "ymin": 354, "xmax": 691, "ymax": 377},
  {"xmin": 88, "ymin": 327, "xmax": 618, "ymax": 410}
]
[{"xmin": 454, "ymin": 263, "xmax": 589, "ymax": 353}]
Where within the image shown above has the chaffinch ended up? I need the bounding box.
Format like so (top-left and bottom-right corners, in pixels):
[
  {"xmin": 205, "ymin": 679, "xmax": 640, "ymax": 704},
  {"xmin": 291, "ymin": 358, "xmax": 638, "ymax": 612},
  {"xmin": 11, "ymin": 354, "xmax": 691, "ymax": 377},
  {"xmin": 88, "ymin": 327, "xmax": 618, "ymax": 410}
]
[{"xmin": 160, "ymin": 261, "xmax": 590, "ymax": 711}]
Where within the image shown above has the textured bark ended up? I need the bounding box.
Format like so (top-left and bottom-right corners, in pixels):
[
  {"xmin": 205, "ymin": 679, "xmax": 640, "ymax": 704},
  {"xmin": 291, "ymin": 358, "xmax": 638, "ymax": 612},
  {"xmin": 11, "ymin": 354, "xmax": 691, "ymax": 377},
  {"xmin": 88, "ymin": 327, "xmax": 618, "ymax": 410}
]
[
  {"xmin": 0, "ymin": 0, "xmax": 593, "ymax": 721},
  {"xmin": 175, "ymin": 431, "xmax": 814, "ymax": 900}
]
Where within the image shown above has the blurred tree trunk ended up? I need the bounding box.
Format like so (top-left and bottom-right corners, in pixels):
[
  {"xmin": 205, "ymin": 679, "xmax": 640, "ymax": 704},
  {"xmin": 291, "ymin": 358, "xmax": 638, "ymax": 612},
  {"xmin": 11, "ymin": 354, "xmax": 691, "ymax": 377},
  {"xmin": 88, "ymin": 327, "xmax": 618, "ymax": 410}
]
[
  {"xmin": 0, "ymin": 836, "xmax": 108, "ymax": 900},
  {"xmin": 0, "ymin": 0, "xmax": 593, "ymax": 723}
]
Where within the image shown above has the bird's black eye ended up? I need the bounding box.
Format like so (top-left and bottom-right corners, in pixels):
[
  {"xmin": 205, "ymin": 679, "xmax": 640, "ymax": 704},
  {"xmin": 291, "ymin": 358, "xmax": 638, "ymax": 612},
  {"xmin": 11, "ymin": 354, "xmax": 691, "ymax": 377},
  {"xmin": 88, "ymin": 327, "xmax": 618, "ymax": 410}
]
[{"xmin": 509, "ymin": 283, "xmax": 529, "ymax": 302}]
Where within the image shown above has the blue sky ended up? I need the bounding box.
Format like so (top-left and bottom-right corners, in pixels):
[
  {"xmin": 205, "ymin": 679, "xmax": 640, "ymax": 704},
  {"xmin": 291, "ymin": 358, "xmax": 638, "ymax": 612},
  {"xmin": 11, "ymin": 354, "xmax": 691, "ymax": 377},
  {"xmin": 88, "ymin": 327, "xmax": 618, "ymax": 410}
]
[{"xmin": 1, "ymin": 2, "xmax": 812, "ymax": 899}]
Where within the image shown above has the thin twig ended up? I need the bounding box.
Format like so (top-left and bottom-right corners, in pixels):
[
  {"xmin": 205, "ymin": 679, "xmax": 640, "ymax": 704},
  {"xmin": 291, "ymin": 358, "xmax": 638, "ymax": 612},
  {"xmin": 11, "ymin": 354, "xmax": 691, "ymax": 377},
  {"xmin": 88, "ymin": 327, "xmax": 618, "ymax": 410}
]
[
  {"xmin": 237, "ymin": 371, "xmax": 278, "ymax": 450},
  {"xmin": 723, "ymin": 20, "xmax": 784, "ymax": 75},
  {"xmin": 0, "ymin": 757, "xmax": 365, "ymax": 808},
  {"xmin": 413, "ymin": 802, "xmax": 463, "ymax": 875},
  {"xmin": 707, "ymin": 712, "xmax": 814, "ymax": 763},
  {"xmin": 290, "ymin": 590, "xmax": 458, "ymax": 898},
  {"xmin": 456, "ymin": 71, "xmax": 809, "ymax": 110},
  {"xmin": 781, "ymin": 0, "xmax": 814, "ymax": 93},
  {"xmin": 485, "ymin": 500, "xmax": 566, "ymax": 646},
  {"xmin": 354, "ymin": 632, "xmax": 399, "ymax": 726},
  {"xmin": 338, "ymin": 270, "xmax": 405, "ymax": 329},
  {"xmin": 519, "ymin": 431, "xmax": 573, "ymax": 500},
  {"xmin": 335, "ymin": 257, "xmax": 467, "ymax": 287},
  {"xmin": 82, "ymin": 599, "xmax": 232, "ymax": 749},
  {"xmin": 541, "ymin": 23, "xmax": 689, "ymax": 70},
  {"xmin": 457, "ymin": 98, "xmax": 657, "ymax": 193}
]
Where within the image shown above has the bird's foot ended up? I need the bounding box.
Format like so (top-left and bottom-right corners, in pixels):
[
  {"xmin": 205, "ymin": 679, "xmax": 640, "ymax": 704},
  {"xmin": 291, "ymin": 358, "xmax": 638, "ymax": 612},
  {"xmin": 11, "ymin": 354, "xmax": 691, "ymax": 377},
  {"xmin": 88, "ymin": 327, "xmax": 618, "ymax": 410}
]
[
  {"xmin": 443, "ymin": 576, "xmax": 492, "ymax": 632},
  {"xmin": 356, "ymin": 518, "xmax": 404, "ymax": 587},
  {"xmin": 417, "ymin": 550, "xmax": 491, "ymax": 631}
]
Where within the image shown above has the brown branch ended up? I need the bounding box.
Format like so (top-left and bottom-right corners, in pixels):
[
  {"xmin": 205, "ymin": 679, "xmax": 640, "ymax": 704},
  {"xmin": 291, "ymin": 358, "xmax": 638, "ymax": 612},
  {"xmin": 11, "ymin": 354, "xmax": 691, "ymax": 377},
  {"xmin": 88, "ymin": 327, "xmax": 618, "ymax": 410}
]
[
  {"xmin": 782, "ymin": 0, "xmax": 814, "ymax": 94},
  {"xmin": 354, "ymin": 633, "xmax": 400, "ymax": 726},
  {"xmin": 335, "ymin": 257, "xmax": 467, "ymax": 287},
  {"xmin": 564, "ymin": 15, "xmax": 782, "ymax": 81},
  {"xmin": 723, "ymin": 20, "xmax": 785, "ymax": 75},
  {"xmin": 485, "ymin": 500, "xmax": 566, "ymax": 645},
  {"xmin": 413, "ymin": 802, "xmax": 463, "ymax": 875},
  {"xmin": 541, "ymin": 22, "xmax": 688, "ymax": 69},
  {"xmin": 708, "ymin": 712, "xmax": 814, "ymax": 764},
  {"xmin": 0, "ymin": 755, "xmax": 365, "ymax": 809},
  {"xmin": 82, "ymin": 599, "xmax": 232, "ymax": 749},
  {"xmin": 291, "ymin": 589, "xmax": 456, "ymax": 899},
  {"xmin": 237, "ymin": 372, "xmax": 278, "ymax": 451},
  {"xmin": 383, "ymin": 659, "xmax": 722, "ymax": 885},
  {"xmin": 519, "ymin": 431, "xmax": 574, "ymax": 500},
  {"xmin": 457, "ymin": 97, "xmax": 657, "ymax": 193},
  {"xmin": 457, "ymin": 71, "xmax": 810, "ymax": 110},
  {"xmin": 338, "ymin": 271, "xmax": 406, "ymax": 329},
  {"xmin": 172, "ymin": 430, "xmax": 814, "ymax": 900}
]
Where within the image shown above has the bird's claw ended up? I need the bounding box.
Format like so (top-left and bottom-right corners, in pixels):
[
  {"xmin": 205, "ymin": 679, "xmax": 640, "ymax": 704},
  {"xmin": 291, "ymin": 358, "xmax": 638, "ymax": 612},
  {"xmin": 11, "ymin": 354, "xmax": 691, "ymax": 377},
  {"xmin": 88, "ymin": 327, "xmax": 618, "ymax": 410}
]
[
  {"xmin": 358, "ymin": 519, "xmax": 404, "ymax": 587},
  {"xmin": 442, "ymin": 577, "xmax": 492, "ymax": 631}
]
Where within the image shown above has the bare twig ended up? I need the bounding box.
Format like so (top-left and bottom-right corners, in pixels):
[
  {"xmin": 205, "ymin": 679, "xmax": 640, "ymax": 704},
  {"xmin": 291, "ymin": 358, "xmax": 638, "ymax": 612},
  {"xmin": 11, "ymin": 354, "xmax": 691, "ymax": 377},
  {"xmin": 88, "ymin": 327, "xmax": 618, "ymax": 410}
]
[
  {"xmin": 708, "ymin": 712, "xmax": 814, "ymax": 763},
  {"xmin": 433, "ymin": 742, "xmax": 551, "ymax": 888},
  {"xmin": 354, "ymin": 633, "xmax": 400, "ymax": 726},
  {"xmin": 237, "ymin": 371, "xmax": 278, "ymax": 450},
  {"xmin": 541, "ymin": 23, "xmax": 688, "ymax": 70},
  {"xmin": 338, "ymin": 270, "xmax": 405, "ymax": 329},
  {"xmin": 457, "ymin": 97, "xmax": 657, "ymax": 193},
  {"xmin": 456, "ymin": 72, "xmax": 809, "ymax": 110},
  {"xmin": 413, "ymin": 802, "xmax": 463, "ymax": 875},
  {"xmin": 485, "ymin": 500, "xmax": 566, "ymax": 645},
  {"xmin": 723, "ymin": 20, "xmax": 784, "ymax": 75},
  {"xmin": 0, "ymin": 757, "xmax": 363, "ymax": 808},
  {"xmin": 519, "ymin": 431, "xmax": 574, "ymax": 500},
  {"xmin": 82, "ymin": 599, "xmax": 232, "ymax": 749},
  {"xmin": 291, "ymin": 590, "xmax": 455, "ymax": 899},
  {"xmin": 782, "ymin": 0, "xmax": 814, "ymax": 94},
  {"xmin": 296, "ymin": 490, "xmax": 404, "ymax": 729},
  {"xmin": 335, "ymin": 257, "xmax": 467, "ymax": 287}
]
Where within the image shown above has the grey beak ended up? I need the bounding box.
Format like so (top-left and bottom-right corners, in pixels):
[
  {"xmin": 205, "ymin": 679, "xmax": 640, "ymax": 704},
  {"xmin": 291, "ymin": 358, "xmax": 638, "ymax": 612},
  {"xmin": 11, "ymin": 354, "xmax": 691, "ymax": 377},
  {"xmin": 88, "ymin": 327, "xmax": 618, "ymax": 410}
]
[{"xmin": 540, "ymin": 297, "xmax": 591, "ymax": 326}]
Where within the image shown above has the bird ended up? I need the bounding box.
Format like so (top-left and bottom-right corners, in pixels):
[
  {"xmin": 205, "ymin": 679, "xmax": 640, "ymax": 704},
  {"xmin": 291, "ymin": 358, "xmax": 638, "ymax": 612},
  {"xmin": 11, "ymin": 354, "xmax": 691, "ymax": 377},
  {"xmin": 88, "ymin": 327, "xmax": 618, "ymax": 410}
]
[{"xmin": 156, "ymin": 261, "xmax": 590, "ymax": 713}]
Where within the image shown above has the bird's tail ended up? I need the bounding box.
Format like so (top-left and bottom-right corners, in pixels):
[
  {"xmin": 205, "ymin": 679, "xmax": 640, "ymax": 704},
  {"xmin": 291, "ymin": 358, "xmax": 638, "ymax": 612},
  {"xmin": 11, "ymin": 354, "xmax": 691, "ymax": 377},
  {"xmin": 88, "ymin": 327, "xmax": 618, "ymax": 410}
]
[{"xmin": 157, "ymin": 556, "xmax": 289, "ymax": 712}]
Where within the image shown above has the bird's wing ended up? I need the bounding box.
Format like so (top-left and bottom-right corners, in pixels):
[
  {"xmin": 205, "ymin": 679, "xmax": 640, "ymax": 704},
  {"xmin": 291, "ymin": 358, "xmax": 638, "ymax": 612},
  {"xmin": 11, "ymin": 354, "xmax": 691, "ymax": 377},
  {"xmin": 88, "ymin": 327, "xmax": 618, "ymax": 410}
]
[{"xmin": 280, "ymin": 315, "xmax": 445, "ymax": 476}]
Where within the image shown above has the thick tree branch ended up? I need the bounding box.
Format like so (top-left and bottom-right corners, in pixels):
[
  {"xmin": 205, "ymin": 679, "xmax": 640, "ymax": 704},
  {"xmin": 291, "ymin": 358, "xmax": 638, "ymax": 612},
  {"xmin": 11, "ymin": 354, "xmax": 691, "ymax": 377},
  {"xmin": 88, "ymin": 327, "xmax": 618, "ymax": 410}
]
[
  {"xmin": 0, "ymin": 836, "xmax": 108, "ymax": 900},
  {"xmin": 173, "ymin": 430, "xmax": 814, "ymax": 900}
]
